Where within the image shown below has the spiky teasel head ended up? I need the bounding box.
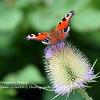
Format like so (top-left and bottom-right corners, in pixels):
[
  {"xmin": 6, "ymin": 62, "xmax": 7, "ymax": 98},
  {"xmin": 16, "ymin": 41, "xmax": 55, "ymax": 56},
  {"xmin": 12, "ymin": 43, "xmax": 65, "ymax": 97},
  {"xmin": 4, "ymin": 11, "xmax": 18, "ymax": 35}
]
[{"xmin": 44, "ymin": 41, "xmax": 97, "ymax": 95}]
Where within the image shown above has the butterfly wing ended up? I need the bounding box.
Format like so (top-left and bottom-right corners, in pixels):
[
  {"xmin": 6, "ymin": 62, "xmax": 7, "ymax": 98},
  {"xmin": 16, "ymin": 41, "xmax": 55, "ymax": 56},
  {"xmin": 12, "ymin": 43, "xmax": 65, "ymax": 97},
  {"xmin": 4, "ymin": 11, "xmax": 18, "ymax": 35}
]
[
  {"xmin": 55, "ymin": 10, "xmax": 75, "ymax": 32},
  {"xmin": 26, "ymin": 32, "xmax": 49, "ymax": 41},
  {"xmin": 48, "ymin": 10, "xmax": 74, "ymax": 44},
  {"xmin": 26, "ymin": 10, "xmax": 75, "ymax": 45}
]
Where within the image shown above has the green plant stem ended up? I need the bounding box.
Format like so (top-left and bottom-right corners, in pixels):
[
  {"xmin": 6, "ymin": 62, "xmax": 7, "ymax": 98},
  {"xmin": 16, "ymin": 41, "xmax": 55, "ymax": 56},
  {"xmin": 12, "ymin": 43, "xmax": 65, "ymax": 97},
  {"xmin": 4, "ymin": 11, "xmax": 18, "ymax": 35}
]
[{"xmin": 77, "ymin": 89, "xmax": 93, "ymax": 100}]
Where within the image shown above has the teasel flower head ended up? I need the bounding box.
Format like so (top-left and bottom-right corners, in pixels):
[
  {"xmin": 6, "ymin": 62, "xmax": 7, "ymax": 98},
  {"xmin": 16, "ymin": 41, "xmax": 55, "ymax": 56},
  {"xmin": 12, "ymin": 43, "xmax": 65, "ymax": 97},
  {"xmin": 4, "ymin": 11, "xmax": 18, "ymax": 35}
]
[{"xmin": 44, "ymin": 41, "xmax": 97, "ymax": 96}]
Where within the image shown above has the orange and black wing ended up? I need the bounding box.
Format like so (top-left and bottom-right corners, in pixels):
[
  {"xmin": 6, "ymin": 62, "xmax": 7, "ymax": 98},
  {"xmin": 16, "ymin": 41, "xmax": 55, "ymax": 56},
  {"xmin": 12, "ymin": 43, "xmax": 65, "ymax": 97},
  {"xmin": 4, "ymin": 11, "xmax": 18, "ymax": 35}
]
[
  {"xmin": 55, "ymin": 10, "xmax": 75, "ymax": 32},
  {"xmin": 48, "ymin": 10, "xmax": 75, "ymax": 44}
]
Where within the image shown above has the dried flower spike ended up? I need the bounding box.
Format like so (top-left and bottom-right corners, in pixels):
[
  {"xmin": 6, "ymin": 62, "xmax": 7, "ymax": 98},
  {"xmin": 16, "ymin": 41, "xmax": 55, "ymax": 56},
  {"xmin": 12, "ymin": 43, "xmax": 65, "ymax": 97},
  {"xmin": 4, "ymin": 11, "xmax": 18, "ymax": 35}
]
[{"xmin": 44, "ymin": 41, "xmax": 96, "ymax": 96}]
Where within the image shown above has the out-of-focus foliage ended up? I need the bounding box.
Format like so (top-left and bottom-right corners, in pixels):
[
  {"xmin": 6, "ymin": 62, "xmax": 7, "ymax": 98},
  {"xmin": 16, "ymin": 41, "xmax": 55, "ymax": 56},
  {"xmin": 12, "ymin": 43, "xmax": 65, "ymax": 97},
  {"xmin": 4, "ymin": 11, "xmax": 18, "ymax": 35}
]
[
  {"xmin": 0, "ymin": 0, "xmax": 100, "ymax": 100},
  {"xmin": 0, "ymin": 88, "xmax": 17, "ymax": 100},
  {"xmin": 43, "ymin": 90, "xmax": 84, "ymax": 100},
  {"xmin": 3, "ymin": 64, "xmax": 46, "ymax": 84}
]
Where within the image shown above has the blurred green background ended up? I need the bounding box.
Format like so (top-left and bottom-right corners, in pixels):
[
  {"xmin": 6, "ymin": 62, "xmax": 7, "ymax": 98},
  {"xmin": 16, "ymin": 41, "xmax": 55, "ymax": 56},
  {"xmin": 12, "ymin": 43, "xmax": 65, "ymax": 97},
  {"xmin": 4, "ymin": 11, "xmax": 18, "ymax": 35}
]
[{"xmin": 0, "ymin": 0, "xmax": 100, "ymax": 100}]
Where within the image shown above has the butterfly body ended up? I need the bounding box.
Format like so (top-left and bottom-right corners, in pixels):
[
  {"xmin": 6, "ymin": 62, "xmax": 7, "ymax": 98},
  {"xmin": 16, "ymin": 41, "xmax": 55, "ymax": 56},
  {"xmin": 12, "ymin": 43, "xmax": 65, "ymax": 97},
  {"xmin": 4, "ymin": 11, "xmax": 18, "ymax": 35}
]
[{"xmin": 26, "ymin": 10, "xmax": 75, "ymax": 45}]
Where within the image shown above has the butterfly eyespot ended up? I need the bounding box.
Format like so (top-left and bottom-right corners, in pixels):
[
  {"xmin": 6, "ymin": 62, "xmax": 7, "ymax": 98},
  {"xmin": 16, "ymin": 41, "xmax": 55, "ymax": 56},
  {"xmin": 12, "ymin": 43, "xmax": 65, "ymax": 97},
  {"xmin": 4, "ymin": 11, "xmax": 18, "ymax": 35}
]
[
  {"xmin": 63, "ymin": 26, "xmax": 70, "ymax": 33},
  {"xmin": 64, "ymin": 28, "xmax": 68, "ymax": 32},
  {"xmin": 42, "ymin": 38, "xmax": 51, "ymax": 44}
]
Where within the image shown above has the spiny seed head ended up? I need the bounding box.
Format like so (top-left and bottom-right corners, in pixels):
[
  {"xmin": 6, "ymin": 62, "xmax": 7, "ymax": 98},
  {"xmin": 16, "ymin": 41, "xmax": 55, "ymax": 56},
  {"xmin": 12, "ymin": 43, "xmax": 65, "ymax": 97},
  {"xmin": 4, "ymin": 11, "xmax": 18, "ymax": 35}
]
[{"xmin": 44, "ymin": 41, "xmax": 96, "ymax": 95}]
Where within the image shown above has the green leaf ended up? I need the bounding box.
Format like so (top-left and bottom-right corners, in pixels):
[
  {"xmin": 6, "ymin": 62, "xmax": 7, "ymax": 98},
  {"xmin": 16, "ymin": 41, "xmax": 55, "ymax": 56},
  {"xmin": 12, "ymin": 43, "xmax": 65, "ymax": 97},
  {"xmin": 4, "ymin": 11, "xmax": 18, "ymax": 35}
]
[
  {"xmin": 0, "ymin": 9, "xmax": 23, "ymax": 31},
  {"xmin": 0, "ymin": 88, "xmax": 16, "ymax": 96},
  {"xmin": 72, "ymin": 9, "xmax": 100, "ymax": 32},
  {"xmin": 0, "ymin": 32, "xmax": 17, "ymax": 56},
  {"xmin": 14, "ymin": 0, "xmax": 41, "ymax": 8},
  {"xmin": 28, "ymin": 0, "xmax": 92, "ymax": 32},
  {"xmin": 50, "ymin": 0, "xmax": 91, "ymax": 11},
  {"xmin": 28, "ymin": 9, "xmax": 57, "ymax": 31},
  {"xmin": 90, "ymin": 32, "xmax": 100, "ymax": 45},
  {"xmin": 0, "ymin": 88, "xmax": 16, "ymax": 100},
  {"xmin": 84, "ymin": 31, "xmax": 100, "ymax": 47},
  {"xmin": 43, "ymin": 0, "xmax": 91, "ymax": 18},
  {"xmin": 3, "ymin": 64, "xmax": 46, "ymax": 84}
]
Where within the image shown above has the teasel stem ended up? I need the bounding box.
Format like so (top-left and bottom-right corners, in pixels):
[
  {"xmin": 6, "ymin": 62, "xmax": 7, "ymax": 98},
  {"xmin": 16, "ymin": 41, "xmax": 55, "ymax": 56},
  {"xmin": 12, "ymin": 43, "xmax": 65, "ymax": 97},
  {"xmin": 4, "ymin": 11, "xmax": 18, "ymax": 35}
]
[{"xmin": 77, "ymin": 89, "xmax": 93, "ymax": 100}]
